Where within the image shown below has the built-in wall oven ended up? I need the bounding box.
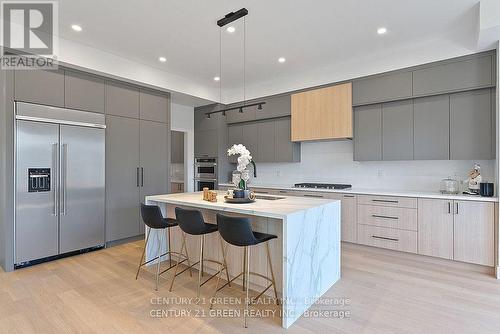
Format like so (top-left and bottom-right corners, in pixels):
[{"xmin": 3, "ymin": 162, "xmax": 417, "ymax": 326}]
[{"xmin": 194, "ymin": 157, "xmax": 218, "ymax": 190}]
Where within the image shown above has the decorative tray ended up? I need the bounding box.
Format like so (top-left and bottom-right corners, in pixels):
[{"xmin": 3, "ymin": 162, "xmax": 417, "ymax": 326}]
[{"xmin": 224, "ymin": 196, "xmax": 255, "ymax": 204}]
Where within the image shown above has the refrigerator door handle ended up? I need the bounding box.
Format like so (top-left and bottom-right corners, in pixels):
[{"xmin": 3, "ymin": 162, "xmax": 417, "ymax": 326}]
[
  {"xmin": 136, "ymin": 167, "xmax": 140, "ymax": 187},
  {"xmin": 52, "ymin": 143, "xmax": 58, "ymax": 216},
  {"xmin": 60, "ymin": 143, "xmax": 67, "ymax": 215}
]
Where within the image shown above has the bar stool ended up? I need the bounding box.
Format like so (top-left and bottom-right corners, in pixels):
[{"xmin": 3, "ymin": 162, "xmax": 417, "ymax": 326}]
[
  {"xmin": 169, "ymin": 207, "xmax": 231, "ymax": 297},
  {"xmin": 136, "ymin": 203, "xmax": 192, "ymax": 291},
  {"xmin": 212, "ymin": 213, "xmax": 279, "ymax": 328}
]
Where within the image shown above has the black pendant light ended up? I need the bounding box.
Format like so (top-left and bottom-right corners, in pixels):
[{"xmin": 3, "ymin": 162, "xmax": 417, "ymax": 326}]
[{"xmin": 205, "ymin": 8, "xmax": 265, "ymax": 119}]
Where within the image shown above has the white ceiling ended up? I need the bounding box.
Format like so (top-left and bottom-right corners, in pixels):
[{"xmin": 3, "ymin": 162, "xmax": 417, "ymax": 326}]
[{"xmin": 56, "ymin": 0, "xmax": 492, "ymax": 105}]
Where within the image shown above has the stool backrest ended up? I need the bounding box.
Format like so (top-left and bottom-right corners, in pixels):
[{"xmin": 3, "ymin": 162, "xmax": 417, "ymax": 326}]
[
  {"xmin": 141, "ymin": 203, "xmax": 166, "ymax": 229},
  {"xmin": 216, "ymin": 213, "xmax": 257, "ymax": 246},
  {"xmin": 175, "ymin": 207, "xmax": 208, "ymax": 235}
]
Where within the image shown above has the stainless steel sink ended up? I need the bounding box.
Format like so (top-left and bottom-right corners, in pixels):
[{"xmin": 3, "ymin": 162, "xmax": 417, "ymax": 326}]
[{"xmin": 255, "ymin": 195, "xmax": 285, "ymax": 200}]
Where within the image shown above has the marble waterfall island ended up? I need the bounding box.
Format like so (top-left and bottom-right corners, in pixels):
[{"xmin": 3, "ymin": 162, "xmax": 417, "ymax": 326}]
[{"xmin": 145, "ymin": 191, "xmax": 341, "ymax": 328}]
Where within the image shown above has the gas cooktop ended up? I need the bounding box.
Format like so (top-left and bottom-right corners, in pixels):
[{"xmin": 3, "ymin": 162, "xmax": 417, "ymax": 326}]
[{"xmin": 294, "ymin": 183, "xmax": 352, "ymax": 190}]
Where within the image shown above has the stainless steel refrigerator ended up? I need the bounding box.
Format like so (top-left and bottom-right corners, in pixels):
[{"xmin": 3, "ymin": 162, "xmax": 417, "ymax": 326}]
[{"xmin": 15, "ymin": 102, "xmax": 105, "ymax": 266}]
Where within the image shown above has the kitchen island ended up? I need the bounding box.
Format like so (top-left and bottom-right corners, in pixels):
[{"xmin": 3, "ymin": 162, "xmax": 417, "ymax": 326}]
[{"xmin": 145, "ymin": 191, "xmax": 341, "ymax": 328}]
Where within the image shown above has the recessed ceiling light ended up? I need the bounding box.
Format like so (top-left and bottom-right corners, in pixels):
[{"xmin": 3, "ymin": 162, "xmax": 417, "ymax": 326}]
[
  {"xmin": 158, "ymin": 56, "xmax": 167, "ymax": 63},
  {"xmin": 377, "ymin": 27, "xmax": 387, "ymax": 35},
  {"xmin": 71, "ymin": 24, "xmax": 82, "ymax": 32},
  {"xmin": 278, "ymin": 57, "xmax": 286, "ymax": 63},
  {"xmin": 226, "ymin": 26, "xmax": 236, "ymax": 33},
  {"xmin": 213, "ymin": 76, "xmax": 220, "ymax": 81}
]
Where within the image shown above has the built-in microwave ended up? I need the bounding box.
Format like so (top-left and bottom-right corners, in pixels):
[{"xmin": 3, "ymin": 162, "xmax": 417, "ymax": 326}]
[{"xmin": 194, "ymin": 157, "xmax": 218, "ymax": 179}]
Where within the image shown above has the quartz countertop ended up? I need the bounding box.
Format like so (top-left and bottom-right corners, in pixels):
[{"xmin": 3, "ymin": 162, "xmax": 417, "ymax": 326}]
[
  {"xmin": 146, "ymin": 191, "xmax": 339, "ymax": 219},
  {"xmin": 218, "ymin": 183, "xmax": 499, "ymax": 202}
]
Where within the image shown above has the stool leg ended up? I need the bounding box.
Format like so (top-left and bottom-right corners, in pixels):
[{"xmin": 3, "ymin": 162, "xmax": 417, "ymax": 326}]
[
  {"xmin": 182, "ymin": 233, "xmax": 193, "ymax": 277},
  {"xmin": 197, "ymin": 235, "xmax": 204, "ymax": 298},
  {"xmin": 201, "ymin": 235, "xmax": 204, "ymax": 278},
  {"xmin": 135, "ymin": 228, "xmax": 151, "ymax": 279},
  {"xmin": 219, "ymin": 236, "xmax": 231, "ymax": 287},
  {"xmin": 266, "ymin": 242, "xmax": 279, "ymax": 305},
  {"xmin": 242, "ymin": 246, "xmax": 247, "ymax": 291},
  {"xmin": 167, "ymin": 228, "xmax": 172, "ymax": 268},
  {"xmin": 169, "ymin": 231, "xmax": 185, "ymax": 292},
  {"xmin": 155, "ymin": 230, "xmax": 163, "ymax": 291},
  {"xmin": 244, "ymin": 246, "xmax": 250, "ymax": 328}
]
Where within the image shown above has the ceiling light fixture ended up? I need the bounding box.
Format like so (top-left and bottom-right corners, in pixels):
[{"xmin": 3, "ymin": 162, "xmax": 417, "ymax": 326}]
[
  {"xmin": 278, "ymin": 57, "xmax": 286, "ymax": 63},
  {"xmin": 226, "ymin": 26, "xmax": 236, "ymax": 33},
  {"xmin": 71, "ymin": 24, "xmax": 82, "ymax": 32},
  {"xmin": 377, "ymin": 27, "xmax": 387, "ymax": 35},
  {"xmin": 204, "ymin": 8, "xmax": 266, "ymax": 119},
  {"xmin": 158, "ymin": 56, "xmax": 167, "ymax": 63}
]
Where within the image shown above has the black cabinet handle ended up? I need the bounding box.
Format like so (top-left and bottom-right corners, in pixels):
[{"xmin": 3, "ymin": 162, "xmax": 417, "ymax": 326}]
[
  {"xmin": 136, "ymin": 167, "xmax": 140, "ymax": 187},
  {"xmin": 371, "ymin": 214, "xmax": 398, "ymax": 220},
  {"xmin": 343, "ymin": 195, "xmax": 355, "ymax": 198},
  {"xmin": 372, "ymin": 199, "xmax": 399, "ymax": 204},
  {"xmin": 371, "ymin": 235, "xmax": 399, "ymax": 242},
  {"xmin": 448, "ymin": 202, "xmax": 451, "ymax": 214},
  {"xmin": 303, "ymin": 194, "xmax": 324, "ymax": 198},
  {"xmin": 141, "ymin": 167, "xmax": 144, "ymax": 187}
]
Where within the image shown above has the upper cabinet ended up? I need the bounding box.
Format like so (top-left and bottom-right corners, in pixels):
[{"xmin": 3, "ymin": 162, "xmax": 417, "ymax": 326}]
[
  {"xmin": 291, "ymin": 83, "xmax": 353, "ymax": 141},
  {"xmin": 105, "ymin": 81, "xmax": 140, "ymax": 118},
  {"xmin": 15, "ymin": 69, "xmax": 65, "ymax": 107},
  {"xmin": 353, "ymin": 104, "xmax": 382, "ymax": 161},
  {"xmin": 140, "ymin": 89, "xmax": 169, "ymax": 123},
  {"xmin": 352, "ymin": 71, "xmax": 412, "ymax": 106},
  {"xmin": 449, "ymin": 89, "xmax": 493, "ymax": 160},
  {"xmin": 65, "ymin": 71, "xmax": 105, "ymax": 113},
  {"xmin": 255, "ymin": 95, "xmax": 291, "ymax": 120},
  {"xmin": 413, "ymin": 55, "xmax": 493, "ymax": 96},
  {"xmin": 381, "ymin": 100, "xmax": 414, "ymax": 161}
]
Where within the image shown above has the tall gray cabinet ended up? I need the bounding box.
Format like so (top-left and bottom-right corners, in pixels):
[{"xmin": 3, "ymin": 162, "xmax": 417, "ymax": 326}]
[{"xmin": 105, "ymin": 82, "xmax": 170, "ymax": 242}]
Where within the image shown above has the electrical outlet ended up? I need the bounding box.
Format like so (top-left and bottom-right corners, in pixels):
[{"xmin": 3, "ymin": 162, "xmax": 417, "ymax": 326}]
[
  {"xmin": 276, "ymin": 170, "xmax": 281, "ymax": 177},
  {"xmin": 377, "ymin": 169, "xmax": 384, "ymax": 178}
]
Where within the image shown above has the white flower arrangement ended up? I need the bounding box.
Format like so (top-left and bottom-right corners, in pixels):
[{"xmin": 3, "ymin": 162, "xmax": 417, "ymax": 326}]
[{"xmin": 227, "ymin": 144, "xmax": 252, "ymax": 172}]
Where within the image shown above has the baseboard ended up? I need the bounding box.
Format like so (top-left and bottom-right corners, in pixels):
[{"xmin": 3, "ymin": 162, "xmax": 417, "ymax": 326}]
[{"xmin": 106, "ymin": 234, "xmax": 145, "ymax": 248}]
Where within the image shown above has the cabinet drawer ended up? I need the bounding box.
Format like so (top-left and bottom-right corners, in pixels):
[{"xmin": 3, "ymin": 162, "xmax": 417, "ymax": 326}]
[
  {"xmin": 358, "ymin": 205, "xmax": 417, "ymax": 231},
  {"xmin": 358, "ymin": 195, "xmax": 417, "ymax": 208},
  {"xmin": 357, "ymin": 225, "xmax": 417, "ymax": 253}
]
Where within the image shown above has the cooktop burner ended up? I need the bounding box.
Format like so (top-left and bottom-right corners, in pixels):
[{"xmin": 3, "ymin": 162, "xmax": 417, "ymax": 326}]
[{"xmin": 294, "ymin": 183, "xmax": 352, "ymax": 190}]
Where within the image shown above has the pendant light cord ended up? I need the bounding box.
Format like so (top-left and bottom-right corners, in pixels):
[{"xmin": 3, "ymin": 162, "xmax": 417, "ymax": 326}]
[
  {"xmin": 219, "ymin": 27, "xmax": 222, "ymax": 108},
  {"xmin": 243, "ymin": 16, "xmax": 246, "ymax": 107}
]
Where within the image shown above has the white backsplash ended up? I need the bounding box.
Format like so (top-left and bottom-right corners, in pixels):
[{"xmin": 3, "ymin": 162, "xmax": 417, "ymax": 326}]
[{"xmin": 248, "ymin": 140, "xmax": 495, "ymax": 192}]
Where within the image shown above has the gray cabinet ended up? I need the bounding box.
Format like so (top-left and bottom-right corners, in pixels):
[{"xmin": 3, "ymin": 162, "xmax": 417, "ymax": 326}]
[
  {"xmin": 14, "ymin": 69, "xmax": 64, "ymax": 107},
  {"xmin": 195, "ymin": 104, "xmax": 221, "ymax": 131},
  {"xmin": 139, "ymin": 120, "xmax": 169, "ymax": 232},
  {"xmin": 105, "ymin": 81, "xmax": 140, "ymax": 118},
  {"xmin": 255, "ymin": 95, "xmax": 291, "ymax": 120},
  {"xmin": 382, "ymin": 100, "xmax": 413, "ymax": 160},
  {"xmin": 140, "ymin": 90, "xmax": 168, "ymax": 123},
  {"xmin": 450, "ymin": 89, "xmax": 492, "ymax": 160},
  {"xmin": 257, "ymin": 121, "xmax": 275, "ymax": 161},
  {"xmin": 242, "ymin": 123, "xmax": 259, "ymax": 161},
  {"xmin": 413, "ymin": 95, "xmax": 450, "ymax": 160},
  {"xmin": 227, "ymin": 125, "xmax": 242, "ymax": 163},
  {"xmin": 105, "ymin": 115, "xmax": 140, "ymax": 242},
  {"xmin": 171, "ymin": 130, "xmax": 184, "ymax": 163},
  {"xmin": 194, "ymin": 129, "xmax": 218, "ymax": 158},
  {"xmin": 64, "ymin": 71, "xmax": 105, "ymax": 113},
  {"xmin": 413, "ymin": 55, "xmax": 493, "ymax": 96},
  {"xmin": 354, "ymin": 104, "xmax": 382, "ymax": 161},
  {"xmin": 275, "ymin": 118, "xmax": 301, "ymax": 162},
  {"xmin": 352, "ymin": 71, "xmax": 412, "ymax": 105}
]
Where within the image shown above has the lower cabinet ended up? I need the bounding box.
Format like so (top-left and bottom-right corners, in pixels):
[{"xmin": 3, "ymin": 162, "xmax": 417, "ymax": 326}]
[
  {"xmin": 418, "ymin": 199, "xmax": 494, "ymax": 266},
  {"xmin": 417, "ymin": 199, "xmax": 454, "ymax": 260}
]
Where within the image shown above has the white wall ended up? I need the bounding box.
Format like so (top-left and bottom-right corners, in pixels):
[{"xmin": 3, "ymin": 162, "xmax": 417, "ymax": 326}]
[
  {"xmin": 248, "ymin": 140, "xmax": 495, "ymax": 192},
  {"xmin": 170, "ymin": 103, "xmax": 194, "ymax": 192}
]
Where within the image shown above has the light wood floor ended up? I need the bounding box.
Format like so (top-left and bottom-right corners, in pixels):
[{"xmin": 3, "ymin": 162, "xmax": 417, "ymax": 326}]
[{"xmin": 1, "ymin": 241, "xmax": 500, "ymax": 334}]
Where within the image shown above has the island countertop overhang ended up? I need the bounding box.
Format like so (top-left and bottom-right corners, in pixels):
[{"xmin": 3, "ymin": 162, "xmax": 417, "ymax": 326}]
[{"xmin": 145, "ymin": 191, "xmax": 340, "ymax": 219}]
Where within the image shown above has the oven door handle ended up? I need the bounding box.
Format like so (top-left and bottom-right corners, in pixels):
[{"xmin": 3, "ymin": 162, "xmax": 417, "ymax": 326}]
[{"xmin": 194, "ymin": 178, "xmax": 218, "ymax": 181}]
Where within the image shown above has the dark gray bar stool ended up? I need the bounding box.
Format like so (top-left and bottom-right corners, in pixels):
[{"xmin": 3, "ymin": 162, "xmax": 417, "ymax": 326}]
[
  {"xmin": 136, "ymin": 203, "xmax": 192, "ymax": 291},
  {"xmin": 212, "ymin": 213, "xmax": 279, "ymax": 328},
  {"xmin": 169, "ymin": 207, "xmax": 231, "ymax": 297}
]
